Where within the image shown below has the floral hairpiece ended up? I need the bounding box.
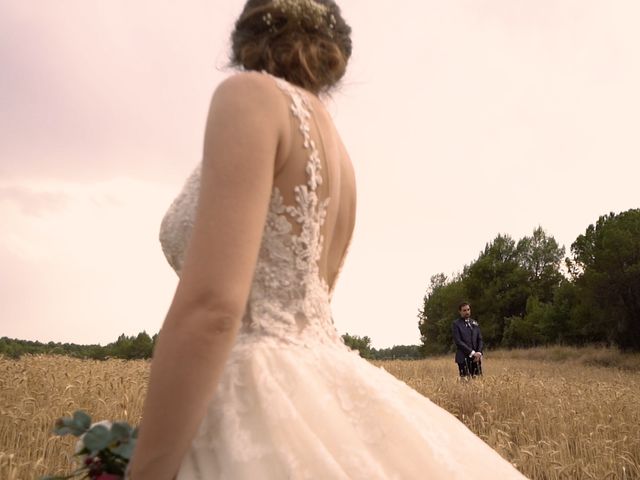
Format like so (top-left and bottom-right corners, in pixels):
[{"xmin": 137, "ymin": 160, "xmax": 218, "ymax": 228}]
[{"xmin": 263, "ymin": 0, "xmax": 337, "ymax": 37}]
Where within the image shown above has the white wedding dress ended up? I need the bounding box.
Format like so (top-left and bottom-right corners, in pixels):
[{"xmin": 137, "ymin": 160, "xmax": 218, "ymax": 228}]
[{"xmin": 159, "ymin": 74, "xmax": 527, "ymax": 479}]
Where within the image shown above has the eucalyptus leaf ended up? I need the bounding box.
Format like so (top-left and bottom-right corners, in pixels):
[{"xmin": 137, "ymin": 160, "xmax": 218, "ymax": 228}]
[
  {"xmin": 72, "ymin": 410, "xmax": 91, "ymax": 432},
  {"xmin": 111, "ymin": 440, "xmax": 135, "ymax": 460},
  {"xmin": 111, "ymin": 422, "xmax": 131, "ymax": 442},
  {"xmin": 54, "ymin": 416, "xmax": 85, "ymax": 436},
  {"xmin": 53, "ymin": 425, "xmax": 74, "ymax": 436},
  {"xmin": 83, "ymin": 425, "xmax": 111, "ymax": 453},
  {"xmin": 74, "ymin": 446, "xmax": 89, "ymax": 456}
]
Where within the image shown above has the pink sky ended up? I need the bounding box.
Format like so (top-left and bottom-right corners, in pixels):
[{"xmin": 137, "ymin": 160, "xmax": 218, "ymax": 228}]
[{"xmin": 1, "ymin": 0, "xmax": 639, "ymax": 348}]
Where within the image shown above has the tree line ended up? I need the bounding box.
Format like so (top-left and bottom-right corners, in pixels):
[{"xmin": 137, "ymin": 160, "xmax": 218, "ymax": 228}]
[
  {"xmin": 0, "ymin": 332, "xmax": 157, "ymax": 360},
  {"xmin": 341, "ymin": 333, "xmax": 422, "ymax": 360},
  {"xmin": 0, "ymin": 331, "xmax": 424, "ymax": 361},
  {"xmin": 418, "ymin": 209, "xmax": 640, "ymax": 354}
]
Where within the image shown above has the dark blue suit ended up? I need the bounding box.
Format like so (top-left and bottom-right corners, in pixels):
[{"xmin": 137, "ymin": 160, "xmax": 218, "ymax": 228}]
[{"xmin": 452, "ymin": 317, "xmax": 483, "ymax": 376}]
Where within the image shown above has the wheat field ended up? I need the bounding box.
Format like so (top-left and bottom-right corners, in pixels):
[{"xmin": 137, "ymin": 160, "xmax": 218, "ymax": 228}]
[{"xmin": 1, "ymin": 351, "xmax": 639, "ymax": 479}]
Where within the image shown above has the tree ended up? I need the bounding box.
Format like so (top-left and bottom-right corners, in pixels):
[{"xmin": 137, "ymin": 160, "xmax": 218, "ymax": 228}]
[
  {"xmin": 0, "ymin": 331, "xmax": 158, "ymax": 360},
  {"xmin": 418, "ymin": 273, "xmax": 465, "ymax": 355},
  {"xmin": 516, "ymin": 226, "xmax": 566, "ymax": 303},
  {"xmin": 372, "ymin": 345, "xmax": 423, "ymax": 360},
  {"xmin": 568, "ymin": 209, "xmax": 640, "ymax": 350},
  {"xmin": 130, "ymin": 331, "xmax": 154, "ymax": 359},
  {"xmin": 463, "ymin": 234, "xmax": 530, "ymax": 346},
  {"xmin": 341, "ymin": 333, "xmax": 373, "ymax": 359},
  {"xmin": 503, "ymin": 297, "xmax": 551, "ymax": 347}
]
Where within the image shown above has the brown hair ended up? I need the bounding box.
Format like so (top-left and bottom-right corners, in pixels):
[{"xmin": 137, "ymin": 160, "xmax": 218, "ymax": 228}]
[{"xmin": 230, "ymin": 0, "xmax": 352, "ymax": 94}]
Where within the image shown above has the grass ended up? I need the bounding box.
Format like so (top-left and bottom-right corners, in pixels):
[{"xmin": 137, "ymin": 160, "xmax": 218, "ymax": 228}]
[
  {"xmin": 1, "ymin": 347, "xmax": 639, "ymax": 479},
  {"xmin": 487, "ymin": 345, "xmax": 640, "ymax": 371}
]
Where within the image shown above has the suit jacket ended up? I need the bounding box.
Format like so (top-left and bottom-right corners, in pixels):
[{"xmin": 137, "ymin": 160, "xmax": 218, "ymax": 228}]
[{"xmin": 452, "ymin": 317, "xmax": 484, "ymax": 364}]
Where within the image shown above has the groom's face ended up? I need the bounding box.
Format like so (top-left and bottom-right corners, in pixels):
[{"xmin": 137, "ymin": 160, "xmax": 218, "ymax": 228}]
[{"xmin": 459, "ymin": 305, "xmax": 471, "ymax": 319}]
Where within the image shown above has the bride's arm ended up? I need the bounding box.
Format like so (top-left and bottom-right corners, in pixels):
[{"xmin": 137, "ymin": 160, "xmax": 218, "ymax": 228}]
[{"xmin": 127, "ymin": 72, "xmax": 287, "ymax": 480}]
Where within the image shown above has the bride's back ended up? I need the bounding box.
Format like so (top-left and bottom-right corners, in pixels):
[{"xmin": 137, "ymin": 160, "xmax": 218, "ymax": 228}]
[
  {"xmin": 227, "ymin": 73, "xmax": 355, "ymax": 344},
  {"xmin": 270, "ymin": 79, "xmax": 356, "ymax": 296}
]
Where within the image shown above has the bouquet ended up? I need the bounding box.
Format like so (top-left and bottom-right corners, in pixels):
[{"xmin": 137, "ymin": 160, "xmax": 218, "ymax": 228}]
[{"xmin": 43, "ymin": 410, "xmax": 137, "ymax": 480}]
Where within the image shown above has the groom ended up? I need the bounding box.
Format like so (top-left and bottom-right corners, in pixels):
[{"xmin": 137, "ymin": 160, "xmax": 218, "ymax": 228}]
[{"xmin": 452, "ymin": 302, "xmax": 483, "ymax": 377}]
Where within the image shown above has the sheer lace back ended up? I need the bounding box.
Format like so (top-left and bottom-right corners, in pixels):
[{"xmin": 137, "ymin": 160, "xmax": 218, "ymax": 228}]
[
  {"xmin": 159, "ymin": 73, "xmax": 352, "ymax": 347},
  {"xmin": 245, "ymin": 75, "xmax": 339, "ymax": 344}
]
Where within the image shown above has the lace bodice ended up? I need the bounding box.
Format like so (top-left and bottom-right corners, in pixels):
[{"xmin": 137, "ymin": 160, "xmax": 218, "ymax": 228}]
[{"xmin": 159, "ymin": 74, "xmax": 342, "ymax": 347}]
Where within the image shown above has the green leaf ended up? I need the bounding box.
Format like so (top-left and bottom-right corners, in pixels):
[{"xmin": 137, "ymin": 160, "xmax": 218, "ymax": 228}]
[
  {"xmin": 83, "ymin": 425, "xmax": 111, "ymax": 453},
  {"xmin": 110, "ymin": 422, "xmax": 131, "ymax": 442},
  {"xmin": 52, "ymin": 425, "xmax": 74, "ymax": 436},
  {"xmin": 54, "ymin": 416, "xmax": 86, "ymax": 437},
  {"xmin": 131, "ymin": 426, "xmax": 139, "ymax": 439},
  {"xmin": 111, "ymin": 440, "xmax": 135, "ymax": 460},
  {"xmin": 73, "ymin": 446, "xmax": 89, "ymax": 456},
  {"xmin": 72, "ymin": 410, "xmax": 91, "ymax": 432}
]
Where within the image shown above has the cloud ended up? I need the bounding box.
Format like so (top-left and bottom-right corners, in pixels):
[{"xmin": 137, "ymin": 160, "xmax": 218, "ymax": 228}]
[
  {"xmin": 0, "ymin": 176, "xmax": 178, "ymax": 344},
  {"xmin": 0, "ymin": 1, "xmax": 242, "ymax": 183},
  {"xmin": 0, "ymin": 186, "xmax": 70, "ymax": 217}
]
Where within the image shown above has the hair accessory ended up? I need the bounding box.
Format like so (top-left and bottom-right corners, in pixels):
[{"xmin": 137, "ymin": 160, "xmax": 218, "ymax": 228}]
[{"xmin": 264, "ymin": 0, "xmax": 336, "ymax": 37}]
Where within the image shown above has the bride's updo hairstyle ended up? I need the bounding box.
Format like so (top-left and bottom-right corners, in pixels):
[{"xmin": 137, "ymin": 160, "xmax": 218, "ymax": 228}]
[{"xmin": 231, "ymin": 0, "xmax": 352, "ymax": 94}]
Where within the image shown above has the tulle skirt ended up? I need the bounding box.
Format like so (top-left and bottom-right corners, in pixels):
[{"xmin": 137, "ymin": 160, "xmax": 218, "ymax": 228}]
[{"xmin": 176, "ymin": 338, "xmax": 527, "ymax": 479}]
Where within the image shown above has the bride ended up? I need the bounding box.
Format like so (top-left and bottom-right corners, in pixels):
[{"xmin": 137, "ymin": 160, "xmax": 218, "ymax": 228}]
[{"xmin": 127, "ymin": 0, "xmax": 527, "ymax": 478}]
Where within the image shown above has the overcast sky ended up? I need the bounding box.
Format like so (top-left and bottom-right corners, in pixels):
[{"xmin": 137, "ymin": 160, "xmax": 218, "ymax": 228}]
[{"xmin": 1, "ymin": 0, "xmax": 639, "ymax": 348}]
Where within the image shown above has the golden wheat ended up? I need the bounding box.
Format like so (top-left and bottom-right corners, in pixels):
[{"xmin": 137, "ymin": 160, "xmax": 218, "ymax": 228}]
[
  {"xmin": 0, "ymin": 356, "xmax": 149, "ymax": 480},
  {"xmin": 1, "ymin": 353, "xmax": 639, "ymax": 479}
]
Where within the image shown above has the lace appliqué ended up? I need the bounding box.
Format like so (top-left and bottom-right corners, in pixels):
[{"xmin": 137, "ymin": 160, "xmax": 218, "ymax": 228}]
[
  {"xmin": 159, "ymin": 163, "xmax": 202, "ymax": 274},
  {"xmin": 241, "ymin": 75, "xmax": 337, "ymax": 345}
]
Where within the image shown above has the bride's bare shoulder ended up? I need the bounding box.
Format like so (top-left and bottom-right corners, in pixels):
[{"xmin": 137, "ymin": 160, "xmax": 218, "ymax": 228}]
[{"xmin": 212, "ymin": 71, "xmax": 285, "ymax": 108}]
